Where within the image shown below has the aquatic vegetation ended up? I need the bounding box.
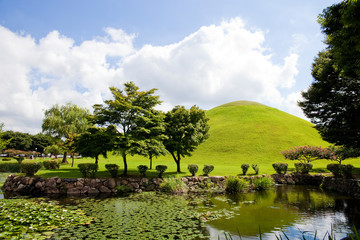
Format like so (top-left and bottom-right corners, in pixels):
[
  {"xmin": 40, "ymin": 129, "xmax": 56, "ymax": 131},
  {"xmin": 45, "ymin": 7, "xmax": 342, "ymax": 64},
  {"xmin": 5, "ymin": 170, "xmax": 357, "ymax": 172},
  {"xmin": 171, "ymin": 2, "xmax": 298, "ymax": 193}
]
[
  {"xmin": 0, "ymin": 198, "xmax": 91, "ymax": 239},
  {"xmin": 225, "ymin": 176, "xmax": 248, "ymax": 193},
  {"xmin": 252, "ymin": 177, "xmax": 274, "ymax": 191},
  {"xmin": 160, "ymin": 177, "xmax": 189, "ymax": 193}
]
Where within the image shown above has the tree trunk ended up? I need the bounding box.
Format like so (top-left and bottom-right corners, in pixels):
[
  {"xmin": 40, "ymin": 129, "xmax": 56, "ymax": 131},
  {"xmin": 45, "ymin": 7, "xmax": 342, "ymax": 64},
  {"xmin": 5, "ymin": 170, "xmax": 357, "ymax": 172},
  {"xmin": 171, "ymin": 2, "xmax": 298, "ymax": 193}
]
[
  {"xmin": 170, "ymin": 152, "xmax": 181, "ymax": 173},
  {"xmin": 62, "ymin": 152, "xmax": 68, "ymax": 164},
  {"xmin": 149, "ymin": 154, "xmax": 153, "ymax": 170},
  {"xmin": 122, "ymin": 153, "xmax": 128, "ymax": 176},
  {"xmin": 71, "ymin": 153, "xmax": 75, "ymax": 167},
  {"xmin": 95, "ymin": 155, "xmax": 99, "ymax": 165}
]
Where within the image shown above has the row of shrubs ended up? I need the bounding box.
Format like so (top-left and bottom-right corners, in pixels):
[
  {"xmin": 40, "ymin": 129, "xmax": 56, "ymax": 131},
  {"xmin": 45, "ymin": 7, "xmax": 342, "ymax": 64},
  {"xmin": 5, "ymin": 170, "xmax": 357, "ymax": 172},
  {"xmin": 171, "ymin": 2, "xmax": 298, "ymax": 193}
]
[
  {"xmin": 0, "ymin": 160, "xmax": 62, "ymax": 177},
  {"xmin": 272, "ymin": 162, "xmax": 354, "ymax": 178},
  {"xmin": 240, "ymin": 164, "xmax": 259, "ymax": 175}
]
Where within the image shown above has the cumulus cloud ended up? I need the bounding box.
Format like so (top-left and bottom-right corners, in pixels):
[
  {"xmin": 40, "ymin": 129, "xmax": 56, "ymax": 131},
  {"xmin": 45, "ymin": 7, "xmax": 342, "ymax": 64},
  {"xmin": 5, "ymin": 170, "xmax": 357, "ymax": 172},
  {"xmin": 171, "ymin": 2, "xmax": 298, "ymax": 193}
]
[{"xmin": 0, "ymin": 17, "xmax": 303, "ymax": 134}]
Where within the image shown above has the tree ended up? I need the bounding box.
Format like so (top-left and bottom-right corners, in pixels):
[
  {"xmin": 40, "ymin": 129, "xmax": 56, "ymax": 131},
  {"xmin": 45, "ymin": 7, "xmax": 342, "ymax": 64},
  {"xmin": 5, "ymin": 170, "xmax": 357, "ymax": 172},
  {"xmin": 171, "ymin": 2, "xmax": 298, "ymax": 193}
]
[
  {"xmin": 131, "ymin": 110, "xmax": 168, "ymax": 169},
  {"xmin": 281, "ymin": 145, "xmax": 336, "ymax": 163},
  {"xmin": 3, "ymin": 131, "xmax": 33, "ymax": 151},
  {"xmin": 163, "ymin": 105, "xmax": 210, "ymax": 173},
  {"xmin": 74, "ymin": 126, "xmax": 116, "ymax": 165},
  {"xmin": 42, "ymin": 103, "xmax": 91, "ymax": 163},
  {"xmin": 0, "ymin": 123, "xmax": 11, "ymax": 151},
  {"xmin": 93, "ymin": 82, "xmax": 162, "ymax": 175},
  {"xmin": 31, "ymin": 133, "xmax": 56, "ymax": 153},
  {"xmin": 44, "ymin": 144, "xmax": 62, "ymax": 158},
  {"xmin": 318, "ymin": 0, "xmax": 360, "ymax": 79}
]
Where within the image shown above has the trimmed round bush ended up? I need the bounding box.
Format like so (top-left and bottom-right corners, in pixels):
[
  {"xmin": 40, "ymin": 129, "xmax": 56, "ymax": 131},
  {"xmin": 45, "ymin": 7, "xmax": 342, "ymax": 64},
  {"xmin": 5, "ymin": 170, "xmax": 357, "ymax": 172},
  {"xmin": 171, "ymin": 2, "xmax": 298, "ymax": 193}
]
[
  {"xmin": 43, "ymin": 160, "xmax": 61, "ymax": 170},
  {"xmin": 294, "ymin": 163, "xmax": 313, "ymax": 174},
  {"xmin": 21, "ymin": 162, "xmax": 41, "ymax": 177},
  {"xmin": 272, "ymin": 163, "xmax": 288, "ymax": 174},
  {"xmin": 137, "ymin": 165, "xmax": 149, "ymax": 177},
  {"xmin": 225, "ymin": 176, "xmax": 248, "ymax": 193},
  {"xmin": 0, "ymin": 162, "xmax": 21, "ymax": 172},
  {"xmin": 202, "ymin": 165, "xmax": 214, "ymax": 176},
  {"xmin": 155, "ymin": 165, "xmax": 168, "ymax": 178},
  {"xmin": 241, "ymin": 164, "xmax": 250, "ymax": 175},
  {"xmin": 327, "ymin": 164, "xmax": 342, "ymax": 178},
  {"xmin": 252, "ymin": 164, "xmax": 259, "ymax": 175},
  {"xmin": 2, "ymin": 158, "xmax": 12, "ymax": 161},
  {"xmin": 14, "ymin": 156, "xmax": 25, "ymax": 164},
  {"xmin": 341, "ymin": 164, "xmax": 354, "ymax": 179},
  {"xmin": 78, "ymin": 163, "xmax": 98, "ymax": 178},
  {"xmin": 105, "ymin": 164, "xmax": 119, "ymax": 178},
  {"xmin": 188, "ymin": 164, "xmax": 198, "ymax": 176}
]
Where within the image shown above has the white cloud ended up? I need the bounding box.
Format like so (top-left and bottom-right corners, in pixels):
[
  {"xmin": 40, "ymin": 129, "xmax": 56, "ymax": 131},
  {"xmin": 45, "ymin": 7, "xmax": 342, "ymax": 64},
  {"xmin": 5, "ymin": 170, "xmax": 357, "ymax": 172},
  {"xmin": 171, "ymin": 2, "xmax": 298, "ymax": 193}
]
[{"xmin": 0, "ymin": 17, "xmax": 304, "ymax": 134}]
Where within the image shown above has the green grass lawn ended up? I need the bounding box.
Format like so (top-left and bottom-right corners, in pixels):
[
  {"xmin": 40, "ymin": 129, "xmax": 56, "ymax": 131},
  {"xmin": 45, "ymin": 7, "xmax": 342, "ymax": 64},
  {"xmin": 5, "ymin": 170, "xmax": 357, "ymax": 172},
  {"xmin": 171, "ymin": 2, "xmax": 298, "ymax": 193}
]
[{"xmin": 1, "ymin": 101, "xmax": 359, "ymax": 179}]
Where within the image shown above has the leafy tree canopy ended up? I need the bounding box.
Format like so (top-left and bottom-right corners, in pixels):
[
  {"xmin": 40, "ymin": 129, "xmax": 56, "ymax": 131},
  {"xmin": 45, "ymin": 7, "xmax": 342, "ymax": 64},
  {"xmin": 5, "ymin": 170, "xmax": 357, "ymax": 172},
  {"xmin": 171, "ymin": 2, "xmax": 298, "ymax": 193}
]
[
  {"xmin": 3, "ymin": 131, "xmax": 33, "ymax": 151},
  {"xmin": 0, "ymin": 123, "xmax": 11, "ymax": 151},
  {"xmin": 163, "ymin": 105, "xmax": 210, "ymax": 173}
]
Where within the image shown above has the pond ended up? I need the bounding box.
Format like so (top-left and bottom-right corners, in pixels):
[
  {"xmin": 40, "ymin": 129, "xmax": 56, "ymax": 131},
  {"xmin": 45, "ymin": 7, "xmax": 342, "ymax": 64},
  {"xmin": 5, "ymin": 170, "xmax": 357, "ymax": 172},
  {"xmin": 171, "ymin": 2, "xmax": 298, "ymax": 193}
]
[{"xmin": 1, "ymin": 175, "xmax": 360, "ymax": 239}]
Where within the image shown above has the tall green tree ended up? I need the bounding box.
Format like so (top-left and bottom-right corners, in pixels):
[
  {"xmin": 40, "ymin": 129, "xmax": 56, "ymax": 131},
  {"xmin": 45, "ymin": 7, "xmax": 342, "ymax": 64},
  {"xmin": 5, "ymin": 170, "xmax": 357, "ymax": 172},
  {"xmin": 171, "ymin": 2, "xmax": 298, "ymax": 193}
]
[
  {"xmin": 74, "ymin": 126, "xmax": 116, "ymax": 165},
  {"xmin": 93, "ymin": 82, "xmax": 162, "ymax": 175},
  {"xmin": 163, "ymin": 105, "xmax": 210, "ymax": 173},
  {"xmin": 299, "ymin": 2, "xmax": 360, "ymax": 150},
  {"xmin": 3, "ymin": 131, "xmax": 33, "ymax": 151},
  {"xmin": 31, "ymin": 133, "xmax": 56, "ymax": 153},
  {"xmin": 0, "ymin": 123, "xmax": 11, "ymax": 151},
  {"xmin": 42, "ymin": 103, "xmax": 91, "ymax": 163}
]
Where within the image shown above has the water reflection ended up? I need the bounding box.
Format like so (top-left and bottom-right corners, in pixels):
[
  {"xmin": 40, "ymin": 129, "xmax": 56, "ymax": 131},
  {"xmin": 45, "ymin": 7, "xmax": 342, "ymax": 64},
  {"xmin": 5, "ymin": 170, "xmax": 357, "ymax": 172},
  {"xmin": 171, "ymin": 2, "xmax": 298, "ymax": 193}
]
[{"xmin": 205, "ymin": 185, "xmax": 360, "ymax": 240}]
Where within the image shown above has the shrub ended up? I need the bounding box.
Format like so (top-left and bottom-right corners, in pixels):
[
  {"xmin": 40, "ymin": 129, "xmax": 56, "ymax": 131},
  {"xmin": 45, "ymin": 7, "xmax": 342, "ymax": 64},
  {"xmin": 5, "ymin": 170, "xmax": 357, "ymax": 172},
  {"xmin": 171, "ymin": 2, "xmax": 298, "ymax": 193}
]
[
  {"xmin": 2, "ymin": 158, "xmax": 12, "ymax": 161},
  {"xmin": 78, "ymin": 163, "xmax": 98, "ymax": 178},
  {"xmin": 241, "ymin": 164, "xmax": 250, "ymax": 175},
  {"xmin": 294, "ymin": 163, "xmax": 313, "ymax": 174},
  {"xmin": 21, "ymin": 162, "xmax": 41, "ymax": 177},
  {"xmin": 105, "ymin": 164, "xmax": 119, "ymax": 178},
  {"xmin": 137, "ymin": 165, "xmax": 149, "ymax": 177},
  {"xmin": 43, "ymin": 160, "xmax": 61, "ymax": 170},
  {"xmin": 225, "ymin": 176, "xmax": 248, "ymax": 193},
  {"xmin": 160, "ymin": 177, "xmax": 188, "ymax": 193},
  {"xmin": 202, "ymin": 165, "xmax": 214, "ymax": 176},
  {"xmin": 188, "ymin": 164, "xmax": 198, "ymax": 176},
  {"xmin": 252, "ymin": 164, "xmax": 259, "ymax": 175},
  {"xmin": 281, "ymin": 146, "xmax": 336, "ymax": 163},
  {"xmin": 341, "ymin": 164, "xmax": 354, "ymax": 179},
  {"xmin": 272, "ymin": 163, "xmax": 288, "ymax": 174},
  {"xmin": 116, "ymin": 185, "xmax": 132, "ymax": 196},
  {"xmin": 14, "ymin": 156, "xmax": 25, "ymax": 164},
  {"xmin": 252, "ymin": 177, "xmax": 274, "ymax": 190},
  {"xmin": 155, "ymin": 165, "xmax": 168, "ymax": 178},
  {"xmin": 0, "ymin": 163, "xmax": 21, "ymax": 172},
  {"xmin": 327, "ymin": 164, "xmax": 342, "ymax": 178}
]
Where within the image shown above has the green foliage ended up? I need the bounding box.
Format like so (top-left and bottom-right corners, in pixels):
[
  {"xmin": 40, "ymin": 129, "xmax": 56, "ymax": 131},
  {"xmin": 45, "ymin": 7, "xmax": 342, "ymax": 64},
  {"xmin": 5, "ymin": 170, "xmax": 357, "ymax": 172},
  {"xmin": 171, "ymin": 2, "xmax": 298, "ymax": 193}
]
[
  {"xmin": 241, "ymin": 164, "xmax": 249, "ymax": 175},
  {"xmin": 252, "ymin": 177, "xmax": 274, "ymax": 190},
  {"xmin": 225, "ymin": 176, "xmax": 248, "ymax": 193},
  {"xmin": 116, "ymin": 185, "xmax": 132, "ymax": 196},
  {"xmin": 0, "ymin": 198, "xmax": 91, "ymax": 239},
  {"xmin": 14, "ymin": 156, "xmax": 24, "ymax": 164},
  {"xmin": 188, "ymin": 164, "xmax": 198, "ymax": 176},
  {"xmin": 2, "ymin": 130, "xmax": 33, "ymax": 151},
  {"xmin": 0, "ymin": 123, "xmax": 11, "ymax": 151},
  {"xmin": 0, "ymin": 162, "xmax": 21, "ymax": 172},
  {"xmin": 282, "ymin": 145, "xmax": 336, "ymax": 163},
  {"xmin": 294, "ymin": 163, "xmax": 313, "ymax": 174},
  {"xmin": 329, "ymin": 145, "xmax": 360, "ymax": 164},
  {"xmin": 272, "ymin": 163, "xmax": 288, "ymax": 174},
  {"xmin": 93, "ymin": 82, "xmax": 162, "ymax": 175},
  {"xmin": 341, "ymin": 164, "xmax": 354, "ymax": 179},
  {"xmin": 163, "ymin": 105, "xmax": 210, "ymax": 173},
  {"xmin": 252, "ymin": 164, "xmax": 259, "ymax": 175},
  {"xmin": 327, "ymin": 164, "xmax": 342, "ymax": 178},
  {"xmin": 137, "ymin": 165, "xmax": 149, "ymax": 177},
  {"xmin": 202, "ymin": 164, "xmax": 214, "ymax": 176},
  {"xmin": 43, "ymin": 160, "xmax": 61, "ymax": 170},
  {"xmin": 44, "ymin": 144, "xmax": 62, "ymax": 157},
  {"xmin": 105, "ymin": 164, "xmax": 119, "ymax": 178},
  {"xmin": 78, "ymin": 163, "xmax": 98, "ymax": 178},
  {"xmin": 155, "ymin": 165, "xmax": 167, "ymax": 178},
  {"xmin": 20, "ymin": 162, "xmax": 42, "ymax": 177},
  {"xmin": 160, "ymin": 177, "xmax": 188, "ymax": 193}
]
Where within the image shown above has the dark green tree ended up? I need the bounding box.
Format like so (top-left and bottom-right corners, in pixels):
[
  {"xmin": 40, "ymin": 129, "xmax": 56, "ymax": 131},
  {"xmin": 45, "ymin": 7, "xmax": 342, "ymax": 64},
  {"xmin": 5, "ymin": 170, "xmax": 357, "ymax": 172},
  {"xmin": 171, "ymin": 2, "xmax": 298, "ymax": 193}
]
[
  {"xmin": 42, "ymin": 103, "xmax": 91, "ymax": 163},
  {"xmin": 31, "ymin": 133, "xmax": 56, "ymax": 153},
  {"xmin": 74, "ymin": 126, "xmax": 116, "ymax": 165},
  {"xmin": 0, "ymin": 123, "xmax": 11, "ymax": 151},
  {"xmin": 3, "ymin": 131, "xmax": 33, "ymax": 151},
  {"xmin": 93, "ymin": 82, "xmax": 162, "ymax": 175},
  {"xmin": 163, "ymin": 105, "xmax": 210, "ymax": 173},
  {"xmin": 44, "ymin": 144, "xmax": 62, "ymax": 158}
]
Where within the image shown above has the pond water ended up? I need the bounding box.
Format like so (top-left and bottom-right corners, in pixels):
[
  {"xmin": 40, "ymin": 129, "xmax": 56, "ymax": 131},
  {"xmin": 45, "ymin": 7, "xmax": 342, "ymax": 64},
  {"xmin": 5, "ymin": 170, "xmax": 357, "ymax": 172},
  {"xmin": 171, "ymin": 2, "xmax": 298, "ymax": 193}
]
[{"xmin": 1, "ymin": 174, "xmax": 360, "ymax": 240}]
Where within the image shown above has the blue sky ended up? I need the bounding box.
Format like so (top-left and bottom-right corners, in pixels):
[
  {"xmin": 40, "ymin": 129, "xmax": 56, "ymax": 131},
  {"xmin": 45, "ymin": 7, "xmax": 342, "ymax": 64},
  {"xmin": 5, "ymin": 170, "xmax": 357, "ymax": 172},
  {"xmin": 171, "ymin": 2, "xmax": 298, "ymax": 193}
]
[{"xmin": 0, "ymin": 0, "xmax": 340, "ymax": 133}]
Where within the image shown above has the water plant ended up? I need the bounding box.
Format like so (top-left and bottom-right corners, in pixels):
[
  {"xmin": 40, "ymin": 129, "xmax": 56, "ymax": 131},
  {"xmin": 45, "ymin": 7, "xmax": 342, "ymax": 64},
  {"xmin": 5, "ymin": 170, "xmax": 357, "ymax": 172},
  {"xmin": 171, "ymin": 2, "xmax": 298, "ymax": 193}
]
[
  {"xmin": 225, "ymin": 176, "xmax": 248, "ymax": 193},
  {"xmin": 160, "ymin": 177, "xmax": 188, "ymax": 193},
  {"xmin": 20, "ymin": 162, "xmax": 41, "ymax": 176},
  {"xmin": 252, "ymin": 177, "xmax": 274, "ymax": 190},
  {"xmin": 188, "ymin": 164, "xmax": 199, "ymax": 176},
  {"xmin": 203, "ymin": 165, "xmax": 214, "ymax": 176},
  {"xmin": 272, "ymin": 163, "xmax": 288, "ymax": 174},
  {"xmin": 0, "ymin": 198, "xmax": 91, "ymax": 239},
  {"xmin": 137, "ymin": 165, "xmax": 149, "ymax": 177},
  {"xmin": 155, "ymin": 165, "xmax": 167, "ymax": 178},
  {"xmin": 105, "ymin": 164, "xmax": 119, "ymax": 178},
  {"xmin": 241, "ymin": 164, "xmax": 249, "ymax": 175}
]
